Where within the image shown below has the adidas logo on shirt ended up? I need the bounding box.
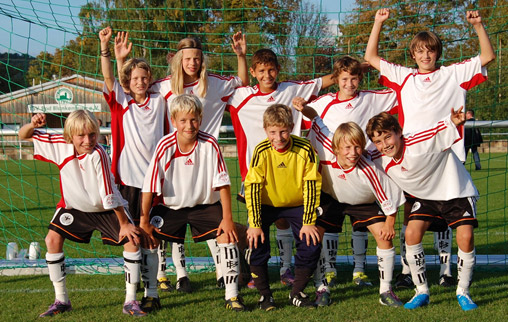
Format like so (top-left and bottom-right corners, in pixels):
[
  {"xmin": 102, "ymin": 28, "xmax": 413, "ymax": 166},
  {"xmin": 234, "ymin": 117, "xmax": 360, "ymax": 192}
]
[
  {"xmin": 345, "ymin": 103, "xmax": 354, "ymax": 109},
  {"xmin": 277, "ymin": 162, "xmax": 287, "ymax": 168},
  {"xmin": 267, "ymin": 96, "xmax": 275, "ymax": 102},
  {"xmin": 185, "ymin": 158, "xmax": 194, "ymax": 165},
  {"xmin": 79, "ymin": 164, "xmax": 85, "ymax": 171},
  {"xmin": 423, "ymin": 77, "xmax": 431, "ymax": 83},
  {"xmin": 401, "ymin": 166, "xmax": 408, "ymax": 172},
  {"xmin": 338, "ymin": 174, "xmax": 346, "ymax": 180},
  {"xmin": 190, "ymin": 90, "xmax": 195, "ymax": 95}
]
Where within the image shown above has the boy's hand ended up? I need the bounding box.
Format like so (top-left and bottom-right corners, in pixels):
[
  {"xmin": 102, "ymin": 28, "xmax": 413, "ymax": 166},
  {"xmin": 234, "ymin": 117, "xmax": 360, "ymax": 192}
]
[
  {"xmin": 247, "ymin": 227, "xmax": 264, "ymax": 249},
  {"xmin": 31, "ymin": 113, "xmax": 46, "ymax": 128},
  {"xmin": 292, "ymin": 97, "xmax": 318, "ymax": 120},
  {"xmin": 292, "ymin": 97, "xmax": 306, "ymax": 112},
  {"xmin": 140, "ymin": 222, "xmax": 159, "ymax": 248},
  {"xmin": 379, "ymin": 221, "xmax": 395, "ymax": 241},
  {"xmin": 231, "ymin": 31, "xmax": 247, "ymax": 57},
  {"xmin": 114, "ymin": 31, "xmax": 132, "ymax": 61},
  {"xmin": 451, "ymin": 106, "xmax": 465, "ymax": 126},
  {"xmin": 119, "ymin": 222, "xmax": 141, "ymax": 246},
  {"xmin": 217, "ymin": 218, "xmax": 239, "ymax": 243},
  {"xmin": 99, "ymin": 26, "xmax": 113, "ymax": 44},
  {"xmin": 375, "ymin": 8, "xmax": 390, "ymax": 24},
  {"xmin": 466, "ymin": 10, "xmax": 483, "ymax": 26},
  {"xmin": 300, "ymin": 225, "xmax": 321, "ymax": 246}
]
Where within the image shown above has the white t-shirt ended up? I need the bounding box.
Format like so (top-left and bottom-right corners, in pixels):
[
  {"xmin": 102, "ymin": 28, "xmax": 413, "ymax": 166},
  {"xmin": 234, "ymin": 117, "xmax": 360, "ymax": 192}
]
[
  {"xmin": 103, "ymin": 80, "xmax": 166, "ymax": 188},
  {"xmin": 150, "ymin": 73, "xmax": 243, "ymax": 139},
  {"xmin": 142, "ymin": 131, "xmax": 231, "ymax": 210},
  {"xmin": 227, "ymin": 79, "xmax": 322, "ymax": 179},
  {"xmin": 379, "ymin": 56, "xmax": 487, "ymax": 161},
  {"xmin": 33, "ymin": 131, "xmax": 126, "ymax": 212}
]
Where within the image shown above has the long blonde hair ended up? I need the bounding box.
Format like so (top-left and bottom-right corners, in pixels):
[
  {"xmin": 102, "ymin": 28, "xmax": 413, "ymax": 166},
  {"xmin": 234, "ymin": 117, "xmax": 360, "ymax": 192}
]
[{"xmin": 169, "ymin": 38, "xmax": 208, "ymax": 97}]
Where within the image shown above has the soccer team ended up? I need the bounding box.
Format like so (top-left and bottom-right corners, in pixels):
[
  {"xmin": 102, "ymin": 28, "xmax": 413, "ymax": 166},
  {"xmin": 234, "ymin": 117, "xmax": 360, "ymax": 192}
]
[{"xmin": 18, "ymin": 8, "xmax": 495, "ymax": 317}]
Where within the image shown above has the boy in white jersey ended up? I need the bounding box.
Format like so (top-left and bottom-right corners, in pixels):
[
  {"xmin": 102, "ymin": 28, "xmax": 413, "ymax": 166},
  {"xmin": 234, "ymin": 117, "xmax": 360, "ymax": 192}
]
[
  {"xmin": 299, "ymin": 56, "xmax": 398, "ymax": 290},
  {"xmin": 366, "ymin": 109, "xmax": 479, "ymax": 311},
  {"xmin": 19, "ymin": 111, "xmax": 145, "ymax": 317},
  {"xmin": 364, "ymin": 9, "xmax": 495, "ymax": 288},
  {"xmin": 227, "ymin": 48, "xmax": 333, "ymax": 286},
  {"xmin": 140, "ymin": 94, "xmax": 245, "ymax": 311},
  {"xmin": 294, "ymin": 99, "xmax": 405, "ymax": 307}
]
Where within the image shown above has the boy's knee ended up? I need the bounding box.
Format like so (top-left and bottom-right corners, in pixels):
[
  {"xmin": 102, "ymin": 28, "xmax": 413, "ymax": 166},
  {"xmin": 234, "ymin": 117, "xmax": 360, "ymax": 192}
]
[
  {"xmin": 404, "ymin": 225, "xmax": 423, "ymax": 245},
  {"xmin": 45, "ymin": 231, "xmax": 64, "ymax": 253}
]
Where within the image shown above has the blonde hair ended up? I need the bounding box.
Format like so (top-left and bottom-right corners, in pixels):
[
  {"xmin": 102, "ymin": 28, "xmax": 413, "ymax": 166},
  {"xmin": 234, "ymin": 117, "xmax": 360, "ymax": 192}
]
[
  {"xmin": 63, "ymin": 110, "xmax": 99, "ymax": 143},
  {"xmin": 170, "ymin": 94, "xmax": 203, "ymax": 122},
  {"xmin": 332, "ymin": 122, "xmax": 366, "ymax": 154},
  {"xmin": 119, "ymin": 58, "xmax": 152, "ymax": 90},
  {"xmin": 169, "ymin": 38, "xmax": 208, "ymax": 97},
  {"xmin": 263, "ymin": 104, "xmax": 294, "ymax": 129}
]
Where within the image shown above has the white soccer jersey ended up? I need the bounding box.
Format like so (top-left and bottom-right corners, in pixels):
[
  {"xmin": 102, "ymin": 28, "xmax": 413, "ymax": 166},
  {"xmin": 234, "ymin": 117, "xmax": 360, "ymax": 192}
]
[
  {"xmin": 32, "ymin": 131, "xmax": 126, "ymax": 212},
  {"xmin": 227, "ymin": 79, "xmax": 322, "ymax": 179},
  {"xmin": 142, "ymin": 131, "xmax": 230, "ymax": 210},
  {"xmin": 103, "ymin": 80, "xmax": 166, "ymax": 188},
  {"xmin": 310, "ymin": 118, "xmax": 405, "ymax": 215},
  {"xmin": 306, "ymin": 89, "xmax": 397, "ymax": 154},
  {"xmin": 370, "ymin": 118, "xmax": 478, "ymax": 201},
  {"xmin": 379, "ymin": 55, "xmax": 487, "ymax": 161},
  {"xmin": 150, "ymin": 73, "xmax": 243, "ymax": 139}
]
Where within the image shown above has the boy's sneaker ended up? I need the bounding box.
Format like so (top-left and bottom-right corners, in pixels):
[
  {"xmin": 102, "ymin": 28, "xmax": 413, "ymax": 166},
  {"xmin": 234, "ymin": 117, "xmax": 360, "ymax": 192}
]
[
  {"xmin": 315, "ymin": 289, "xmax": 332, "ymax": 307},
  {"xmin": 352, "ymin": 272, "xmax": 373, "ymax": 287},
  {"xmin": 394, "ymin": 273, "xmax": 414, "ymax": 289},
  {"xmin": 457, "ymin": 293, "xmax": 478, "ymax": 311},
  {"xmin": 404, "ymin": 292, "xmax": 430, "ymax": 310},
  {"xmin": 140, "ymin": 296, "xmax": 161, "ymax": 313},
  {"xmin": 176, "ymin": 276, "xmax": 192, "ymax": 293},
  {"xmin": 438, "ymin": 274, "xmax": 456, "ymax": 287},
  {"xmin": 216, "ymin": 277, "xmax": 225, "ymax": 289},
  {"xmin": 225, "ymin": 296, "xmax": 246, "ymax": 312},
  {"xmin": 122, "ymin": 300, "xmax": 147, "ymax": 317},
  {"xmin": 247, "ymin": 277, "xmax": 256, "ymax": 289},
  {"xmin": 158, "ymin": 277, "xmax": 174, "ymax": 292},
  {"xmin": 289, "ymin": 292, "xmax": 317, "ymax": 308},
  {"xmin": 325, "ymin": 271, "xmax": 337, "ymax": 287},
  {"xmin": 39, "ymin": 300, "xmax": 72, "ymax": 317},
  {"xmin": 379, "ymin": 290, "xmax": 403, "ymax": 307},
  {"xmin": 258, "ymin": 295, "xmax": 276, "ymax": 311},
  {"xmin": 281, "ymin": 268, "xmax": 295, "ymax": 287}
]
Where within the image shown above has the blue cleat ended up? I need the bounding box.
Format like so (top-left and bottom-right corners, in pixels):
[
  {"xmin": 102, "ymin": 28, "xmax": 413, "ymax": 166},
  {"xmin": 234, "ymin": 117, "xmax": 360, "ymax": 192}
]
[
  {"xmin": 404, "ymin": 292, "xmax": 430, "ymax": 309},
  {"xmin": 457, "ymin": 294, "xmax": 478, "ymax": 311}
]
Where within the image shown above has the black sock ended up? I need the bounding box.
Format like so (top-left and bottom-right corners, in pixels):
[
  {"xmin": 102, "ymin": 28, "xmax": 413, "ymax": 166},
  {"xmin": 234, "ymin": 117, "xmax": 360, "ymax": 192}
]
[
  {"xmin": 250, "ymin": 265, "xmax": 272, "ymax": 297},
  {"xmin": 291, "ymin": 267, "xmax": 314, "ymax": 296}
]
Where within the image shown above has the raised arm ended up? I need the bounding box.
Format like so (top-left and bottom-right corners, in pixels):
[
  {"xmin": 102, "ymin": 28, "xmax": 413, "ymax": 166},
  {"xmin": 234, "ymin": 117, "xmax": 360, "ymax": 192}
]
[
  {"xmin": 320, "ymin": 74, "xmax": 335, "ymax": 89},
  {"xmin": 292, "ymin": 96, "xmax": 318, "ymax": 120},
  {"xmin": 114, "ymin": 31, "xmax": 133, "ymax": 81},
  {"xmin": 99, "ymin": 27, "xmax": 115, "ymax": 92},
  {"xmin": 18, "ymin": 113, "xmax": 46, "ymax": 142},
  {"xmin": 231, "ymin": 31, "xmax": 249, "ymax": 86},
  {"xmin": 364, "ymin": 8, "xmax": 390, "ymax": 71},
  {"xmin": 466, "ymin": 10, "xmax": 495, "ymax": 67}
]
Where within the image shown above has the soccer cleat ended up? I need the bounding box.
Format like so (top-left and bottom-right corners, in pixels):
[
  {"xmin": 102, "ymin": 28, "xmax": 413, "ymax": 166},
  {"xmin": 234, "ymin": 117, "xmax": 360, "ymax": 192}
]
[
  {"xmin": 122, "ymin": 300, "xmax": 147, "ymax": 317},
  {"xmin": 325, "ymin": 271, "xmax": 337, "ymax": 287},
  {"xmin": 158, "ymin": 277, "xmax": 174, "ymax": 292},
  {"xmin": 280, "ymin": 268, "xmax": 295, "ymax": 287},
  {"xmin": 258, "ymin": 295, "xmax": 276, "ymax": 311},
  {"xmin": 140, "ymin": 296, "xmax": 161, "ymax": 313},
  {"xmin": 438, "ymin": 274, "xmax": 456, "ymax": 287},
  {"xmin": 315, "ymin": 289, "xmax": 332, "ymax": 307},
  {"xmin": 352, "ymin": 272, "xmax": 373, "ymax": 287},
  {"xmin": 176, "ymin": 276, "xmax": 192, "ymax": 293},
  {"xmin": 225, "ymin": 296, "xmax": 246, "ymax": 312},
  {"xmin": 379, "ymin": 290, "xmax": 403, "ymax": 307},
  {"xmin": 216, "ymin": 277, "xmax": 225, "ymax": 289},
  {"xmin": 394, "ymin": 273, "xmax": 414, "ymax": 289},
  {"xmin": 39, "ymin": 300, "xmax": 72, "ymax": 317},
  {"xmin": 457, "ymin": 293, "xmax": 478, "ymax": 311},
  {"xmin": 289, "ymin": 292, "xmax": 317, "ymax": 308},
  {"xmin": 404, "ymin": 292, "xmax": 430, "ymax": 309},
  {"xmin": 247, "ymin": 278, "xmax": 256, "ymax": 289}
]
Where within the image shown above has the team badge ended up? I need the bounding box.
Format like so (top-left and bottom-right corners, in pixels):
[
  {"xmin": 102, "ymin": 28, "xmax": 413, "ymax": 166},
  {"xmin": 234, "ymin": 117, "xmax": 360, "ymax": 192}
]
[
  {"xmin": 411, "ymin": 201, "xmax": 421, "ymax": 212},
  {"xmin": 60, "ymin": 213, "xmax": 74, "ymax": 226},
  {"xmin": 219, "ymin": 172, "xmax": 229, "ymax": 183},
  {"xmin": 104, "ymin": 195, "xmax": 114, "ymax": 207},
  {"xmin": 381, "ymin": 200, "xmax": 394, "ymax": 213},
  {"xmin": 150, "ymin": 216, "xmax": 164, "ymax": 228},
  {"xmin": 316, "ymin": 207, "xmax": 323, "ymax": 217}
]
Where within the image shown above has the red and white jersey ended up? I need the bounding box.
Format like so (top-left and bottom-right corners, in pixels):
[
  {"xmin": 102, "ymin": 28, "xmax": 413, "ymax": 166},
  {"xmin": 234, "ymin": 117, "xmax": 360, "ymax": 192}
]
[
  {"xmin": 310, "ymin": 118, "xmax": 405, "ymax": 215},
  {"xmin": 103, "ymin": 80, "xmax": 166, "ymax": 188},
  {"xmin": 379, "ymin": 56, "xmax": 487, "ymax": 161},
  {"xmin": 306, "ymin": 89, "xmax": 397, "ymax": 154},
  {"xmin": 227, "ymin": 79, "xmax": 322, "ymax": 179},
  {"xmin": 142, "ymin": 131, "xmax": 230, "ymax": 210},
  {"xmin": 150, "ymin": 73, "xmax": 243, "ymax": 139},
  {"xmin": 370, "ymin": 118, "xmax": 478, "ymax": 201},
  {"xmin": 32, "ymin": 130, "xmax": 126, "ymax": 212}
]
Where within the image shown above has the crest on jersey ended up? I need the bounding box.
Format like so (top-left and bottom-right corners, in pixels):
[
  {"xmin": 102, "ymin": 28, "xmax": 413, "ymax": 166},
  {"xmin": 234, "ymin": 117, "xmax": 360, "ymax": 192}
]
[
  {"xmin": 219, "ymin": 172, "xmax": 229, "ymax": 183},
  {"xmin": 60, "ymin": 213, "xmax": 74, "ymax": 226},
  {"xmin": 381, "ymin": 200, "xmax": 393, "ymax": 213},
  {"xmin": 104, "ymin": 195, "xmax": 114, "ymax": 207},
  {"xmin": 150, "ymin": 216, "xmax": 164, "ymax": 228},
  {"xmin": 411, "ymin": 202, "xmax": 421, "ymax": 212}
]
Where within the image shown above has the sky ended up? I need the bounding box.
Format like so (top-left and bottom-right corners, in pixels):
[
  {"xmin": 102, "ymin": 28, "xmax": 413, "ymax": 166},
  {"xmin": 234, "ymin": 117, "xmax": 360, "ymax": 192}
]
[{"xmin": 0, "ymin": 0, "xmax": 355, "ymax": 56}]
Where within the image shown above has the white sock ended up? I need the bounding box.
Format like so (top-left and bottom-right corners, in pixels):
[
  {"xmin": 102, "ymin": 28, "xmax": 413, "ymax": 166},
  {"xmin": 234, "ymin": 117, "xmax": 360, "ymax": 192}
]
[
  {"xmin": 46, "ymin": 252, "xmax": 68, "ymax": 303},
  {"xmin": 377, "ymin": 247, "xmax": 395, "ymax": 294},
  {"xmin": 351, "ymin": 231, "xmax": 368, "ymax": 274},
  {"xmin": 141, "ymin": 248, "xmax": 159, "ymax": 298},
  {"xmin": 207, "ymin": 239, "xmax": 222, "ymax": 280},
  {"xmin": 172, "ymin": 242, "xmax": 188, "ymax": 279},
  {"xmin": 405, "ymin": 243, "xmax": 429, "ymax": 295},
  {"xmin": 456, "ymin": 248, "xmax": 475, "ymax": 295},
  {"xmin": 123, "ymin": 250, "xmax": 141, "ymax": 303},
  {"xmin": 322, "ymin": 232, "xmax": 338, "ymax": 274},
  {"xmin": 276, "ymin": 228, "xmax": 293, "ymax": 275},
  {"xmin": 434, "ymin": 228, "xmax": 453, "ymax": 276},
  {"xmin": 156, "ymin": 241, "xmax": 167, "ymax": 280},
  {"xmin": 400, "ymin": 225, "xmax": 411, "ymax": 274},
  {"xmin": 219, "ymin": 243, "xmax": 240, "ymax": 300},
  {"xmin": 313, "ymin": 243, "xmax": 328, "ymax": 289}
]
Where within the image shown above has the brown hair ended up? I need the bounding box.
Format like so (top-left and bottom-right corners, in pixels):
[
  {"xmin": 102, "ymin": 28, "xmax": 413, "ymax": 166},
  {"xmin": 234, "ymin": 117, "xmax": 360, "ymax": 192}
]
[
  {"xmin": 409, "ymin": 31, "xmax": 443, "ymax": 61},
  {"xmin": 366, "ymin": 112, "xmax": 402, "ymax": 140},
  {"xmin": 119, "ymin": 58, "xmax": 152, "ymax": 90},
  {"xmin": 251, "ymin": 49, "xmax": 280, "ymax": 70},
  {"xmin": 332, "ymin": 122, "xmax": 366, "ymax": 154},
  {"xmin": 263, "ymin": 104, "xmax": 294, "ymax": 129},
  {"xmin": 332, "ymin": 56, "xmax": 363, "ymax": 82}
]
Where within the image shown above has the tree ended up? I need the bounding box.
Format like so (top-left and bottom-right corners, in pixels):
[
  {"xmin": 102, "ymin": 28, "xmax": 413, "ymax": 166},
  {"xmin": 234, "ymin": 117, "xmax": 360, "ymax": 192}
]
[{"xmin": 0, "ymin": 53, "xmax": 34, "ymax": 94}]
